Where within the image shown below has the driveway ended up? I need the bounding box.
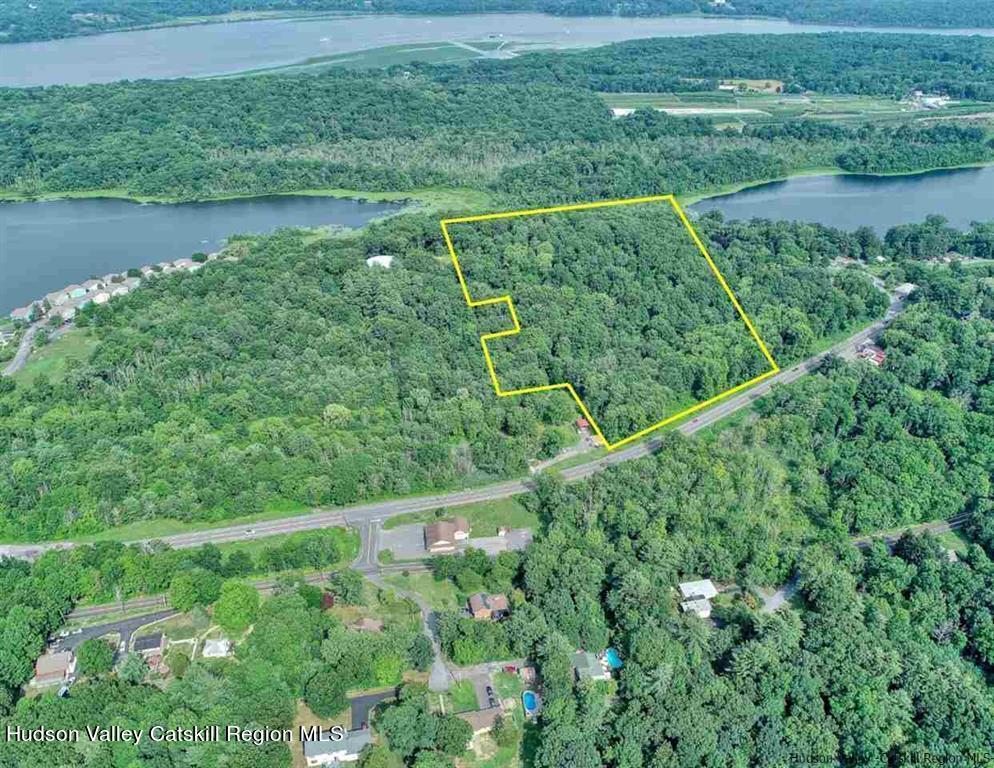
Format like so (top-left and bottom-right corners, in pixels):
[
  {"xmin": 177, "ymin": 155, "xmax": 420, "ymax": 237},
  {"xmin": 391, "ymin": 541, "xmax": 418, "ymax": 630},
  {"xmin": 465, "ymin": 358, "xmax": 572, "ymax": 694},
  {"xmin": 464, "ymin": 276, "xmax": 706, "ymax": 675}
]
[
  {"xmin": 468, "ymin": 528, "xmax": 532, "ymax": 556},
  {"xmin": 49, "ymin": 609, "xmax": 176, "ymax": 655},
  {"xmin": 349, "ymin": 689, "xmax": 396, "ymax": 728}
]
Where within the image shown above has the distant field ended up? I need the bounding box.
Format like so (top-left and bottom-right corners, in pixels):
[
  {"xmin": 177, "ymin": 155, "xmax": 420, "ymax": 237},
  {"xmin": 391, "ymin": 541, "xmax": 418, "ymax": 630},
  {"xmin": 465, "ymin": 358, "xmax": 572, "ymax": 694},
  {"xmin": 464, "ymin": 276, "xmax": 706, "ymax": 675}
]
[{"xmin": 600, "ymin": 91, "xmax": 994, "ymax": 127}]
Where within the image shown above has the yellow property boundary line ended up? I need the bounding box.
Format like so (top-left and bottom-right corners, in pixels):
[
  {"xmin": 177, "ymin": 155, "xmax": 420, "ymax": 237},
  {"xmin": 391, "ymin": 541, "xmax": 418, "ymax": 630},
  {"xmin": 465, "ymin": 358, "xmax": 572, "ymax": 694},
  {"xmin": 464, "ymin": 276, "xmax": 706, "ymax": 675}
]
[{"xmin": 440, "ymin": 194, "xmax": 780, "ymax": 451}]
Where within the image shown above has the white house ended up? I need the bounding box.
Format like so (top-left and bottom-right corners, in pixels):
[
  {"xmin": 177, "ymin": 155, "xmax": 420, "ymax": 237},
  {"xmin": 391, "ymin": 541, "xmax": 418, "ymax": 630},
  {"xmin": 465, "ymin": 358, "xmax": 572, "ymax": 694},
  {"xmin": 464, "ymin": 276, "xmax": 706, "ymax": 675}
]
[
  {"xmin": 202, "ymin": 638, "xmax": 232, "ymax": 658},
  {"xmin": 303, "ymin": 729, "xmax": 371, "ymax": 767},
  {"xmin": 365, "ymin": 255, "xmax": 394, "ymax": 269},
  {"xmin": 678, "ymin": 579, "xmax": 719, "ymax": 619}
]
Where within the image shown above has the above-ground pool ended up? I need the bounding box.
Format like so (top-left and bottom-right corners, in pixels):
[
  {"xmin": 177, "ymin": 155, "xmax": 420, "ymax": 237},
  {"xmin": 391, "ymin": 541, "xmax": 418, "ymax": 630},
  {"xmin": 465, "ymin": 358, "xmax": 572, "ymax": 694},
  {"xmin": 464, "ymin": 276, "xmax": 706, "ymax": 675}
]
[
  {"xmin": 522, "ymin": 690, "xmax": 538, "ymax": 716},
  {"xmin": 605, "ymin": 648, "xmax": 623, "ymax": 670}
]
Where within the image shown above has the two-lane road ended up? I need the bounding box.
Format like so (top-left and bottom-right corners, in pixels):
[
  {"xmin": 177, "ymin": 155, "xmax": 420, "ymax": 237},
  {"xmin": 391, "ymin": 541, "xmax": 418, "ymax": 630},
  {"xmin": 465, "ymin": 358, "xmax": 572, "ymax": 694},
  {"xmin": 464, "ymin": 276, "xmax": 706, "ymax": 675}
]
[{"xmin": 0, "ymin": 293, "xmax": 905, "ymax": 562}]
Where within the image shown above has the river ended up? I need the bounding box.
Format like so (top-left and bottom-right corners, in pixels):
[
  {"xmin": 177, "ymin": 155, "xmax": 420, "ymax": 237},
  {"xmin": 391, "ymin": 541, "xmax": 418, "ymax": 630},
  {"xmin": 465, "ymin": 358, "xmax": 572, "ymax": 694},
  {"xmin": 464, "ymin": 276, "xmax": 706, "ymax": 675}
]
[
  {"xmin": 5, "ymin": 12, "xmax": 994, "ymax": 87},
  {"xmin": 0, "ymin": 195, "xmax": 402, "ymax": 314},
  {"xmin": 691, "ymin": 166, "xmax": 994, "ymax": 233}
]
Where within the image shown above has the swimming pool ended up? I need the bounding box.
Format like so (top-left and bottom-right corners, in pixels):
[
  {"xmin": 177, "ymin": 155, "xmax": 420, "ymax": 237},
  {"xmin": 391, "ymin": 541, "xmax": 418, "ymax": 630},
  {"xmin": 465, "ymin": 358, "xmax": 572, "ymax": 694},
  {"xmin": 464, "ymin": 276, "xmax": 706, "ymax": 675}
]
[
  {"xmin": 522, "ymin": 690, "xmax": 538, "ymax": 715},
  {"xmin": 605, "ymin": 648, "xmax": 623, "ymax": 669}
]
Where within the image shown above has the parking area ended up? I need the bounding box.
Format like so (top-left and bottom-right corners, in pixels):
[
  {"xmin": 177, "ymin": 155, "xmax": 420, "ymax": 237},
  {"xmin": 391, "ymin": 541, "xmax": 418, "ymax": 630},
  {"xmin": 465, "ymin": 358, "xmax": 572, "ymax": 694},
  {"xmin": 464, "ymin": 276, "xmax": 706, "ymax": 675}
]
[
  {"xmin": 379, "ymin": 524, "xmax": 429, "ymax": 560},
  {"xmin": 470, "ymin": 528, "xmax": 533, "ymax": 556}
]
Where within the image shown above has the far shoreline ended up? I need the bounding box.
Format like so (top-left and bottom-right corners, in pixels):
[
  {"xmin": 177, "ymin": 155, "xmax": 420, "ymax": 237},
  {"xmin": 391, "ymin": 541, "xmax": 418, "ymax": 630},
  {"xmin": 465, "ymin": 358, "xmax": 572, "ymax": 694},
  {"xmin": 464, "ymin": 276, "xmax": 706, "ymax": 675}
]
[{"xmin": 3, "ymin": 160, "xmax": 993, "ymax": 212}]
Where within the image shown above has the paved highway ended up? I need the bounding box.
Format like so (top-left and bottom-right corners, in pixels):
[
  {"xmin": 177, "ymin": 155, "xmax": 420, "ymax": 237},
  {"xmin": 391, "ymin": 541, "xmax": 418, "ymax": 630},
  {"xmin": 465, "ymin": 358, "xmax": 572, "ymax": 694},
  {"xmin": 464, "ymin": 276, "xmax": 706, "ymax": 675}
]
[{"xmin": 1, "ymin": 292, "xmax": 905, "ymax": 562}]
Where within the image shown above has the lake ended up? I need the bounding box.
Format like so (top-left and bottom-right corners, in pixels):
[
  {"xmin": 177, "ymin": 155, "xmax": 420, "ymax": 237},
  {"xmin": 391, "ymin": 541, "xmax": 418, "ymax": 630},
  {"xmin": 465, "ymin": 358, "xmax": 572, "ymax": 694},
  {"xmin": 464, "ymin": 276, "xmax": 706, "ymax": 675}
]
[
  {"xmin": 0, "ymin": 195, "xmax": 402, "ymax": 314},
  {"xmin": 5, "ymin": 12, "xmax": 994, "ymax": 87},
  {"xmin": 691, "ymin": 166, "xmax": 994, "ymax": 233}
]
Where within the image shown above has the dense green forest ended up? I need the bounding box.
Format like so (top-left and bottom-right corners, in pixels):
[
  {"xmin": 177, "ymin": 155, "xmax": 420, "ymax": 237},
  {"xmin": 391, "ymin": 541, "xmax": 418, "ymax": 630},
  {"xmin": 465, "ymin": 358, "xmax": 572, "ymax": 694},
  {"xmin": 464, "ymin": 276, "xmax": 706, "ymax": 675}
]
[
  {"xmin": 449, "ymin": 204, "xmax": 791, "ymax": 442},
  {"xmin": 5, "ymin": 35, "xmax": 994, "ymax": 203},
  {"xmin": 5, "ymin": 0, "xmax": 994, "ymax": 43},
  {"xmin": 0, "ymin": 214, "xmax": 886, "ymax": 540},
  {"xmin": 431, "ymin": 33, "xmax": 994, "ymax": 100},
  {"xmin": 7, "ymin": 65, "xmax": 994, "ymax": 205}
]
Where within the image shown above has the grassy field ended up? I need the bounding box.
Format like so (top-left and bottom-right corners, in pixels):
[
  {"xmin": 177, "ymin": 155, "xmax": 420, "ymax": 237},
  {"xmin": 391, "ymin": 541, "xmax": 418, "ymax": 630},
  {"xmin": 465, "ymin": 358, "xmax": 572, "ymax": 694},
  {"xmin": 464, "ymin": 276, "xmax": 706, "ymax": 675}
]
[
  {"xmin": 449, "ymin": 679, "xmax": 482, "ymax": 713},
  {"xmin": 382, "ymin": 497, "xmax": 538, "ymax": 535},
  {"xmin": 211, "ymin": 526, "xmax": 359, "ymax": 564},
  {"xmin": 12, "ymin": 328, "xmax": 99, "ymax": 385},
  {"xmin": 383, "ymin": 572, "xmax": 462, "ymax": 611},
  {"xmin": 601, "ymin": 91, "xmax": 994, "ymax": 128}
]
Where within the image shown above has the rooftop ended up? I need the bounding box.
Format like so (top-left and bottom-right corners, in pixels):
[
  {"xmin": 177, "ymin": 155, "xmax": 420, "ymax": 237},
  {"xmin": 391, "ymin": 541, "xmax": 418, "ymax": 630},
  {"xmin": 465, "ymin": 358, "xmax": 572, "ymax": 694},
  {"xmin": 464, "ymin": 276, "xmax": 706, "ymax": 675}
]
[
  {"xmin": 457, "ymin": 708, "xmax": 502, "ymax": 733},
  {"xmin": 133, "ymin": 633, "xmax": 163, "ymax": 653},
  {"xmin": 302, "ymin": 728, "xmax": 371, "ymax": 758},
  {"xmin": 678, "ymin": 579, "xmax": 718, "ymax": 600}
]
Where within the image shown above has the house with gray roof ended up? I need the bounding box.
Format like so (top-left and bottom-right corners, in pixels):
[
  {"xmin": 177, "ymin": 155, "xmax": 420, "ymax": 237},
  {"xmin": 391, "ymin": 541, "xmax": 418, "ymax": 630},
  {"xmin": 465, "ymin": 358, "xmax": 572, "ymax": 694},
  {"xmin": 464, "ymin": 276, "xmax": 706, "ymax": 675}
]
[
  {"xmin": 302, "ymin": 728, "xmax": 371, "ymax": 766},
  {"xmin": 572, "ymin": 651, "xmax": 610, "ymax": 682}
]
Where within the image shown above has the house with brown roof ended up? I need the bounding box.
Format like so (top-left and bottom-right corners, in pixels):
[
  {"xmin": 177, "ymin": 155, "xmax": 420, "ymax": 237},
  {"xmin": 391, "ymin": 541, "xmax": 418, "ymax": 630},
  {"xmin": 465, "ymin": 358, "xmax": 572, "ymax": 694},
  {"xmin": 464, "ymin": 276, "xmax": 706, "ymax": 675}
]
[
  {"xmin": 424, "ymin": 516, "xmax": 470, "ymax": 553},
  {"xmin": 9, "ymin": 304, "xmax": 37, "ymax": 323},
  {"xmin": 468, "ymin": 592, "xmax": 509, "ymax": 620},
  {"xmin": 457, "ymin": 708, "xmax": 502, "ymax": 735},
  {"xmin": 33, "ymin": 651, "xmax": 75, "ymax": 686}
]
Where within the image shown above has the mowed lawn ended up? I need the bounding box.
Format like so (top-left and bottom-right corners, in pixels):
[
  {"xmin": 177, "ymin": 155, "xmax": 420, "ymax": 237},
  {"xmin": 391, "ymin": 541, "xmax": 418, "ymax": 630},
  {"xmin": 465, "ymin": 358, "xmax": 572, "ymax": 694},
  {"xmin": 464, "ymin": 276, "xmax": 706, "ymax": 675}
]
[
  {"xmin": 12, "ymin": 328, "xmax": 99, "ymax": 384},
  {"xmin": 383, "ymin": 497, "xmax": 538, "ymax": 536}
]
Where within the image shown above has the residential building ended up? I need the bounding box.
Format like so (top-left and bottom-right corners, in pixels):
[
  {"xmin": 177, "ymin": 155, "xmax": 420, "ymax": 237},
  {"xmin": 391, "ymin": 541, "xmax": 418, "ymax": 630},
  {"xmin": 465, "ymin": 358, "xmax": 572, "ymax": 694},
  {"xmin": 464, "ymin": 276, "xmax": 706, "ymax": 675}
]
[
  {"xmin": 857, "ymin": 343, "xmax": 886, "ymax": 366},
  {"xmin": 678, "ymin": 580, "xmax": 718, "ymax": 601},
  {"xmin": 366, "ymin": 255, "xmax": 394, "ymax": 268},
  {"xmin": 10, "ymin": 305, "xmax": 35, "ymax": 323},
  {"xmin": 173, "ymin": 258, "xmax": 202, "ymax": 272},
  {"xmin": 457, "ymin": 708, "xmax": 502, "ymax": 735},
  {"xmin": 678, "ymin": 579, "xmax": 718, "ymax": 619},
  {"xmin": 34, "ymin": 651, "xmax": 75, "ymax": 686},
  {"xmin": 81, "ymin": 278, "xmax": 105, "ymax": 292},
  {"xmin": 680, "ymin": 597, "xmax": 713, "ymax": 619},
  {"xmin": 424, "ymin": 516, "xmax": 470, "ymax": 553},
  {"xmin": 110, "ymin": 284, "xmax": 130, "ymax": 297},
  {"xmin": 66, "ymin": 285, "xmax": 87, "ymax": 299},
  {"xmin": 468, "ymin": 592, "xmax": 509, "ymax": 621},
  {"xmin": 122, "ymin": 276, "xmax": 141, "ymax": 291},
  {"xmin": 133, "ymin": 633, "xmax": 165, "ymax": 657},
  {"xmin": 140, "ymin": 266, "xmax": 156, "ymax": 278},
  {"xmin": 91, "ymin": 290, "xmax": 112, "ymax": 305},
  {"xmin": 202, "ymin": 638, "xmax": 233, "ymax": 658},
  {"xmin": 51, "ymin": 304, "xmax": 77, "ymax": 322},
  {"xmin": 302, "ymin": 728, "xmax": 371, "ymax": 767},
  {"xmin": 572, "ymin": 651, "xmax": 610, "ymax": 682},
  {"xmin": 45, "ymin": 289, "xmax": 70, "ymax": 307}
]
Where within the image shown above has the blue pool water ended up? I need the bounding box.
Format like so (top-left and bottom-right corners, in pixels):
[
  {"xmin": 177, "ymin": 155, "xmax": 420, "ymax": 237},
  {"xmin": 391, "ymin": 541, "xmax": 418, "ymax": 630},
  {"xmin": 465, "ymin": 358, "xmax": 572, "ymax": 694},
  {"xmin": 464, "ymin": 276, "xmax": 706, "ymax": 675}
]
[
  {"xmin": 605, "ymin": 648, "xmax": 623, "ymax": 669},
  {"xmin": 522, "ymin": 691, "xmax": 538, "ymax": 713}
]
